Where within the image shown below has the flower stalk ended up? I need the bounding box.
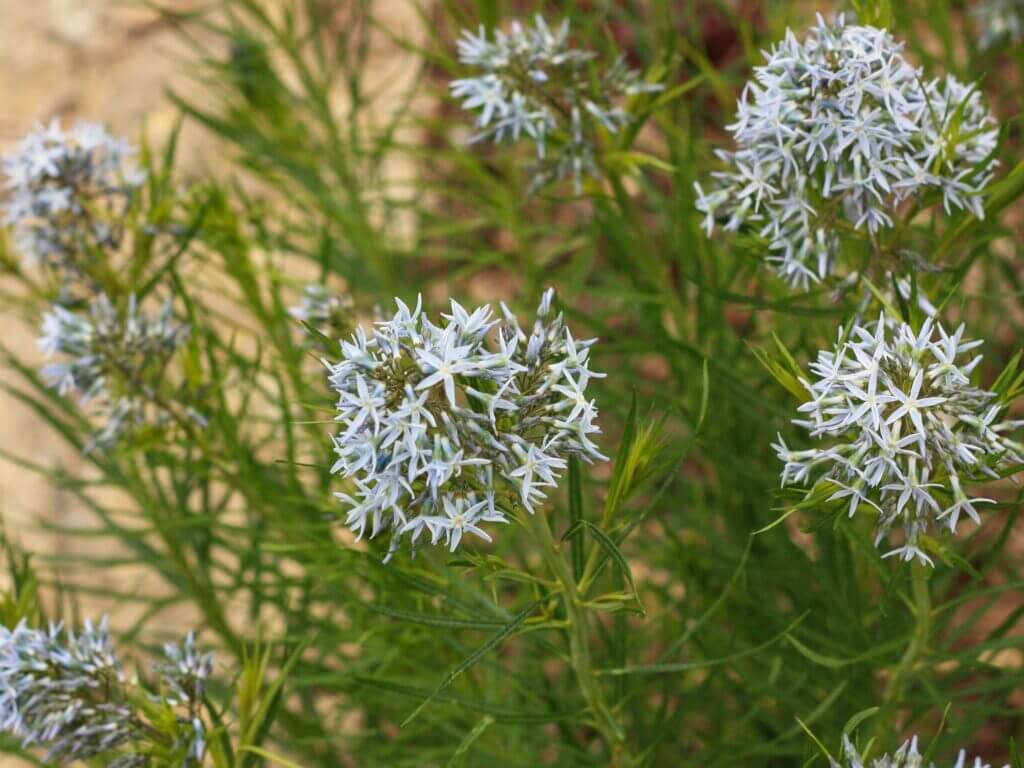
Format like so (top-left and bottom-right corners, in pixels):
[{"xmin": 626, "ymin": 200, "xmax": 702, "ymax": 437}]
[
  {"xmin": 521, "ymin": 509, "xmax": 630, "ymax": 765},
  {"xmin": 872, "ymin": 563, "xmax": 932, "ymax": 748}
]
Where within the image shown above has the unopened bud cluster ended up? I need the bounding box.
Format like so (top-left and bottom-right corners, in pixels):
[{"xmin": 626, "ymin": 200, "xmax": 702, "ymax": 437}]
[
  {"xmin": 451, "ymin": 16, "xmax": 661, "ymax": 192},
  {"xmin": 695, "ymin": 15, "xmax": 997, "ymax": 288},
  {"xmin": 327, "ymin": 289, "xmax": 606, "ymax": 559},
  {"xmin": 0, "ymin": 617, "xmax": 211, "ymax": 766},
  {"xmin": 774, "ymin": 315, "xmax": 1022, "ymax": 565},
  {"xmin": 2, "ymin": 120, "xmax": 145, "ymax": 277}
]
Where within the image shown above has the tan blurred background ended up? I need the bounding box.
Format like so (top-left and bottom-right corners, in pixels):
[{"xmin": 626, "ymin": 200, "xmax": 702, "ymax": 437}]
[
  {"xmin": 0, "ymin": 2, "xmax": 209, "ymax": 762},
  {"xmin": 0, "ymin": 0, "xmax": 209, "ymax": 591},
  {"xmin": 0, "ymin": 3, "xmax": 426, "ymax": 762},
  {"xmin": 0, "ymin": 0, "xmax": 424, "ymax": 608}
]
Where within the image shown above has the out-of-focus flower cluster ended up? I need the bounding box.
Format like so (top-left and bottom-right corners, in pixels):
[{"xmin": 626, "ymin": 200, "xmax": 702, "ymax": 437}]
[
  {"xmin": 774, "ymin": 314, "xmax": 1022, "ymax": 565},
  {"xmin": 0, "ymin": 120, "xmax": 201, "ymax": 451},
  {"xmin": 0, "ymin": 617, "xmax": 133, "ymax": 762},
  {"xmin": 832, "ymin": 735, "xmax": 1007, "ymax": 768},
  {"xmin": 0, "ymin": 617, "xmax": 211, "ymax": 766},
  {"xmin": 154, "ymin": 633, "xmax": 214, "ymax": 764},
  {"xmin": 2, "ymin": 120, "xmax": 145, "ymax": 278},
  {"xmin": 327, "ymin": 289, "xmax": 606, "ymax": 559},
  {"xmin": 450, "ymin": 15, "xmax": 662, "ymax": 192},
  {"xmin": 695, "ymin": 15, "xmax": 998, "ymax": 289},
  {"xmin": 38, "ymin": 293, "xmax": 195, "ymax": 450},
  {"xmin": 973, "ymin": 0, "xmax": 1024, "ymax": 49},
  {"xmin": 155, "ymin": 632, "xmax": 214, "ymax": 707},
  {"xmin": 289, "ymin": 283, "xmax": 354, "ymax": 343}
]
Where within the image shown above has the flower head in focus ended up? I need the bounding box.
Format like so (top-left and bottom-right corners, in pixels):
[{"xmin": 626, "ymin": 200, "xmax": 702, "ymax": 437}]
[
  {"xmin": 695, "ymin": 15, "xmax": 998, "ymax": 288},
  {"xmin": 2, "ymin": 120, "xmax": 145, "ymax": 276},
  {"xmin": 774, "ymin": 314, "xmax": 1022, "ymax": 565},
  {"xmin": 327, "ymin": 288, "xmax": 606, "ymax": 559},
  {"xmin": 450, "ymin": 15, "xmax": 662, "ymax": 192},
  {"xmin": 831, "ymin": 734, "xmax": 1007, "ymax": 768},
  {"xmin": 38, "ymin": 293, "xmax": 195, "ymax": 449}
]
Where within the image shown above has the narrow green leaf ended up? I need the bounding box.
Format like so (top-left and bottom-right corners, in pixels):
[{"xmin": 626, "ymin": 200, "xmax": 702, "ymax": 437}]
[
  {"xmin": 446, "ymin": 715, "xmax": 495, "ymax": 767},
  {"xmin": 605, "ymin": 391, "xmax": 639, "ymax": 520},
  {"xmin": 841, "ymin": 707, "xmax": 880, "ymax": 739},
  {"xmin": 785, "ymin": 633, "xmax": 906, "ymax": 670},
  {"xmin": 564, "ymin": 519, "xmax": 643, "ymax": 615},
  {"xmin": 402, "ymin": 598, "xmax": 542, "ymax": 726},
  {"xmin": 368, "ymin": 604, "xmax": 506, "ymax": 630},
  {"xmin": 796, "ymin": 716, "xmax": 834, "ymax": 762},
  {"xmin": 600, "ymin": 615, "xmax": 806, "ymax": 676}
]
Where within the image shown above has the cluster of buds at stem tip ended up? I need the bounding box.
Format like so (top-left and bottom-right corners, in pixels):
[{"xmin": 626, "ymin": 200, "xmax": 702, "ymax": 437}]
[
  {"xmin": 326, "ymin": 288, "xmax": 606, "ymax": 561},
  {"xmin": 832, "ymin": 734, "xmax": 1008, "ymax": 768},
  {"xmin": 37, "ymin": 292, "xmax": 201, "ymax": 451},
  {"xmin": 773, "ymin": 314, "xmax": 1022, "ymax": 566},
  {"xmin": 0, "ymin": 616, "xmax": 212, "ymax": 766},
  {"xmin": 695, "ymin": 14, "xmax": 997, "ymax": 289},
  {"xmin": 2, "ymin": 119, "xmax": 145, "ymax": 281},
  {"xmin": 450, "ymin": 15, "xmax": 663, "ymax": 193}
]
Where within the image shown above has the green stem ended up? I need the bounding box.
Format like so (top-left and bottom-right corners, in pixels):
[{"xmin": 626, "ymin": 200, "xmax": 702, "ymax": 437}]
[
  {"xmin": 522, "ymin": 511, "xmax": 631, "ymax": 766},
  {"xmin": 872, "ymin": 563, "xmax": 932, "ymax": 751},
  {"xmin": 576, "ymin": 486, "xmax": 620, "ymax": 596}
]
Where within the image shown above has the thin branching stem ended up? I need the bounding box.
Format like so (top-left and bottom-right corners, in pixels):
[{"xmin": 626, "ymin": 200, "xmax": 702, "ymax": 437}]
[{"xmin": 521, "ymin": 509, "xmax": 631, "ymax": 765}]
